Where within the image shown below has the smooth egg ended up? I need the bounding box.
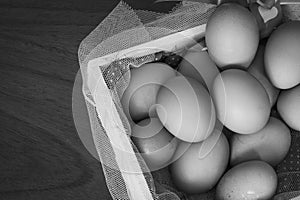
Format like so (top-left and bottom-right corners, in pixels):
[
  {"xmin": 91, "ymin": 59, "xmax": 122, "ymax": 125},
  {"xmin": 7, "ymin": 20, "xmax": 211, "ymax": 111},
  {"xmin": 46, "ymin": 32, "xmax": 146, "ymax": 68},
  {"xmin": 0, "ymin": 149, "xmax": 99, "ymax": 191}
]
[
  {"xmin": 277, "ymin": 84, "xmax": 300, "ymax": 131},
  {"xmin": 156, "ymin": 76, "xmax": 216, "ymax": 143},
  {"xmin": 216, "ymin": 160, "xmax": 277, "ymax": 200},
  {"xmin": 230, "ymin": 117, "xmax": 291, "ymax": 166},
  {"xmin": 212, "ymin": 69, "xmax": 271, "ymax": 134},
  {"xmin": 265, "ymin": 21, "xmax": 300, "ymax": 89},
  {"xmin": 171, "ymin": 132, "xmax": 229, "ymax": 194},
  {"xmin": 131, "ymin": 118, "xmax": 178, "ymax": 171},
  {"xmin": 121, "ymin": 63, "xmax": 176, "ymax": 122},
  {"xmin": 178, "ymin": 44, "xmax": 219, "ymax": 92},
  {"xmin": 205, "ymin": 3, "xmax": 259, "ymax": 69}
]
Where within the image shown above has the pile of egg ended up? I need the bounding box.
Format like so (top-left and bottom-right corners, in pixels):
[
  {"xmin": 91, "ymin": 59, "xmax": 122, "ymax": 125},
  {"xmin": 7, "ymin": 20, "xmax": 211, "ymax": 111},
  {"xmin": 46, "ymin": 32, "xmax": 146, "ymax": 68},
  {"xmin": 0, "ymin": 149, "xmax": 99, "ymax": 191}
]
[{"xmin": 120, "ymin": 2, "xmax": 300, "ymax": 200}]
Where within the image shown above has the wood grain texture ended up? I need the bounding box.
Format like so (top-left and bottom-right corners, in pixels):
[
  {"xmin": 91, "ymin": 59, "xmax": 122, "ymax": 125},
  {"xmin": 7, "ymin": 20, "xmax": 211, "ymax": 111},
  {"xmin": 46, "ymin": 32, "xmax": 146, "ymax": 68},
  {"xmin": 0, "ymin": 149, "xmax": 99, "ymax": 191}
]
[{"xmin": 0, "ymin": 0, "xmax": 172, "ymax": 199}]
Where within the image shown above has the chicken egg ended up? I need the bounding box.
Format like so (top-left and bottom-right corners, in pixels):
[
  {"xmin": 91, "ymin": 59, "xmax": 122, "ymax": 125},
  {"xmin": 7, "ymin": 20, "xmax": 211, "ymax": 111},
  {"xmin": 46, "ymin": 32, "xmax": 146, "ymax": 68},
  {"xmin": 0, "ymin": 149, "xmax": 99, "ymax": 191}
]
[
  {"xmin": 212, "ymin": 69, "xmax": 271, "ymax": 134},
  {"xmin": 121, "ymin": 63, "xmax": 176, "ymax": 122},
  {"xmin": 216, "ymin": 160, "xmax": 277, "ymax": 200},
  {"xmin": 171, "ymin": 132, "xmax": 229, "ymax": 194},
  {"xmin": 230, "ymin": 117, "xmax": 291, "ymax": 166},
  {"xmin": 205, "ymin": 3, "xmax": 259, "ymax": 69},
  {"xmin": 265, "ymin": 21, "xmax": 300, "ymax": 89},
  {"xmin": 277, "ymin": 84, "xmax": 300, "ymax": 131},
  {"xmin": 131, "ymin": 118, "xmax": 178, "ymax": 171},
  {"xmin": 178, "ymin": 44, "xmax": 219, "ymax": 92},
  {"xmin": 156, "ymin": 76, "xmax": 216, "ymax": 143}
]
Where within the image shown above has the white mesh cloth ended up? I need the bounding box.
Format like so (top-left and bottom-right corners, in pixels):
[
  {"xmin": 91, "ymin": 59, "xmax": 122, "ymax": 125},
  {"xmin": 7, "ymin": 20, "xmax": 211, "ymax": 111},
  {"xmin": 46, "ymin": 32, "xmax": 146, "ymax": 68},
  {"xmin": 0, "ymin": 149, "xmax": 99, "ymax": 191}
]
[{"xmin": 77, "ymin": 1, "xmax": 300, "ymax": 200}]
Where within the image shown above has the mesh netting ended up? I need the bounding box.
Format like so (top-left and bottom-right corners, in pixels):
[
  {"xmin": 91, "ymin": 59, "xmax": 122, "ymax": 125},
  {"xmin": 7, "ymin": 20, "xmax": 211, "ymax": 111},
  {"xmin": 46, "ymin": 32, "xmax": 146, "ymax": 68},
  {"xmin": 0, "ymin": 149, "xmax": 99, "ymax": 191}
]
[
  {"xmin": 274, "ymin": 130, "xmax": 300, "ymax": 200},
  {"xmin": 78, "ymin": 1, "xmax": 300, "ymax": 200}
]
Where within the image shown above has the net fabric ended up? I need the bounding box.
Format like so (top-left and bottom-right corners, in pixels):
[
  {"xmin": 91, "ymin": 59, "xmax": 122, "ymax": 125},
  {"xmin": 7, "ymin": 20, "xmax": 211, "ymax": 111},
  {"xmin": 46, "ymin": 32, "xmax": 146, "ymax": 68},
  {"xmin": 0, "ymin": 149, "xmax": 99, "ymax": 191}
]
[
  {"xmin": 78, "ymin": 1, "xmax": 215, "ymax": 200},
  {"xmin": 274, "ymin": 129, "xmax": 300, "ymax": 200},
  {"xmin": 86, "ymin": 102, "xmax": 129, "ymax": 199},
  {"xmin": 144, "ymin": 2, "xmax": 215, "ymax": 40},
  {"xmin": 77, "ymin": 1, "xmax": 300, "ymax": 200}
]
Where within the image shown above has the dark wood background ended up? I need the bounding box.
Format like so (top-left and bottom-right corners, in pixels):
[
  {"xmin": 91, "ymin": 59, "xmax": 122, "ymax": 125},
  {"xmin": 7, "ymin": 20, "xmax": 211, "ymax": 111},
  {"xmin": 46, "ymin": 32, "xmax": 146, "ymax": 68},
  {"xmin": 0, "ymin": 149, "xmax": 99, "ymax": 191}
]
[{"xmin": 0, "ymin": 0, "xmax": 177, "ymax": 199}]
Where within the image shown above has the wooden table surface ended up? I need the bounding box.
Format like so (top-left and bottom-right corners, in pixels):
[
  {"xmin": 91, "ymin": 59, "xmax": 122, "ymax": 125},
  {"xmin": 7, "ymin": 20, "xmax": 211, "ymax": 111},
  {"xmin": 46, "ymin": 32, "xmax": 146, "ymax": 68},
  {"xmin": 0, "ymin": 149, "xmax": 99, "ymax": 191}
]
[{"xmin": 0, "ymin": 0, "xmax": 177, "ymax": 199}]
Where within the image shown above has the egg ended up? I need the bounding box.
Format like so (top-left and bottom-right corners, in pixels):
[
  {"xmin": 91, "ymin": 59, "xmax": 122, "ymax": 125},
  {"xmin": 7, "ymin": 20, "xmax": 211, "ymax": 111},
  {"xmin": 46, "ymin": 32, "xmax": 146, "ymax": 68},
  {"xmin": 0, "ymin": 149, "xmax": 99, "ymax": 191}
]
[
  {"xmin": 131, "ymin": 118, "xmax": 178, "ymax": 171},
  {"xmin": 230, "ymin": 117, "xmax": 291, "ymax": 166},
  {"xmin": 248, "ymin": 45, "xmax": 280, "ymax": 106},
  {"xmin": 265, "ymin": 21, "xmax": 300, "ymax": 89},
  {"xmin": 277, "ymin": 84, "xmax": 300, "ymax": 131},
  {"xmin": 212, "ymin": 69, "xmax": 271, "ymax": 134},
  {"xmin": 156, "ymin": 76, "xmax": 216, "ymax": 143},
  {"xmin": 205, "ymin": 3, "xmax": 259, "ymax": 69},
  {"xmin": 171, "ymin": 132, "xmax": 229, "ymax": 194},
  {"xmin": 178, "ymin": 44, "xmax": 220, "ymax": 92},
  {"xmin": 170, "ymin": 126, "xmax": 222, "ymax": 163},
  {"xmin": 216, "ymin": 160, "xmax": 277, "ymax": 200},
  {"xmin": 121, "ymin": 63, "xmax": 176, "ymax": 122}
]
